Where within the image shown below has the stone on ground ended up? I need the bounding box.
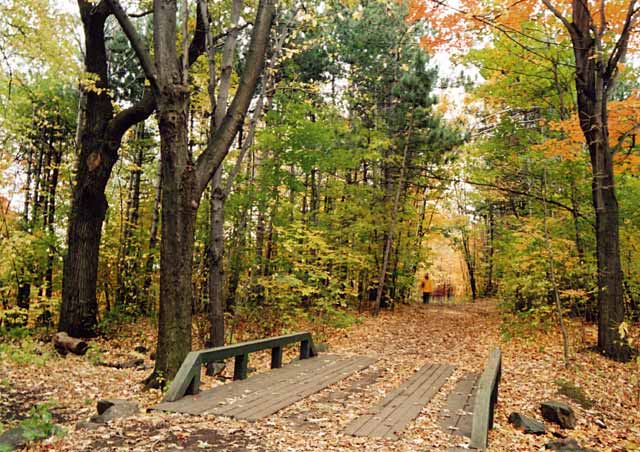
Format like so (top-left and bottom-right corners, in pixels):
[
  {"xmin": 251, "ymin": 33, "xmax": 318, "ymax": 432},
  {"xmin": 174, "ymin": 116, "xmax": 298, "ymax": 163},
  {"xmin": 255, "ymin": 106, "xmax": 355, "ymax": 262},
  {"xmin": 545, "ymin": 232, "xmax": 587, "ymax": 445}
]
[
  {"xmin": 91, "ymin": 399, "xmax": 139, "ymax": 423},
  {"xmin": 541, "ymin": 401, "xmax": 576, "ymax": 429},
  {"xmin": 0, "ymin": 426, "xmax": 27, "ymax": 451},
  {"xmin": 507, "ymin": 412, "xmax": 546, "ymax": 434}
]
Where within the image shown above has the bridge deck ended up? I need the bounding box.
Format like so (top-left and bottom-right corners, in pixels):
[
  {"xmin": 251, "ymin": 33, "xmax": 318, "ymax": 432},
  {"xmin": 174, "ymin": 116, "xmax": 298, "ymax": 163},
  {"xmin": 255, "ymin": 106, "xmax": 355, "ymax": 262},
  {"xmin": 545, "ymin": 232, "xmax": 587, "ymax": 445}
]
[
  {"xmin": 154, "ymin": 354, "xmax": 375, "ymax": 421},
  {"xmin": 345, "ymin": 363, "xmax": 455, "ymax": 439},
  {"xmin": 439, "ymin": 372, "xmax": 479, "ymax": 438}
]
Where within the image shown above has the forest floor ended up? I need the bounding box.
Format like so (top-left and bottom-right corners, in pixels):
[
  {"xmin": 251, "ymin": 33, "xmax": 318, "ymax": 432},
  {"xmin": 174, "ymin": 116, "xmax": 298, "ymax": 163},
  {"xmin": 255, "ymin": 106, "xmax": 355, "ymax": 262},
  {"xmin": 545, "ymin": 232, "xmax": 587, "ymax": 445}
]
[{"xmin": 1, "ymin": 299, "xmax": 639, "ymax": 451}]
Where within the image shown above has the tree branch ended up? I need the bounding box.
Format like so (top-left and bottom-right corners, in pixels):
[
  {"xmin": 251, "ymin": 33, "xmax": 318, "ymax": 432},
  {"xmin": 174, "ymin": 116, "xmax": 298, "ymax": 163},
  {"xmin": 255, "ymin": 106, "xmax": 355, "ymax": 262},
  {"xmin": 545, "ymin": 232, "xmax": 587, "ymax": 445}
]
[
  {"xmin": 605, "ymin": 0, "xmax": 638, "ymax": 83},
  {"xmin": 107, "ymin": 89, "xmax": 156, "ymax": 146},
  {"xmin": 194, "ymin": 0, "xmax": 276, "ymax": 194},
  {"xmin": 104, "ymin": 0, "xmax": 158, "ymax": 90}
]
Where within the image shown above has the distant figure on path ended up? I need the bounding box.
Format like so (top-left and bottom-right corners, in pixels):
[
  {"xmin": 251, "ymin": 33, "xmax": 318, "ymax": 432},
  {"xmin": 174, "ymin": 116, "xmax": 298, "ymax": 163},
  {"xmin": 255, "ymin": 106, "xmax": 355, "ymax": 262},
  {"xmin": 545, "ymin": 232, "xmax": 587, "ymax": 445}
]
[{"xmin": 420, "ymin": 273, "xmax": 433, "ymax": 304}]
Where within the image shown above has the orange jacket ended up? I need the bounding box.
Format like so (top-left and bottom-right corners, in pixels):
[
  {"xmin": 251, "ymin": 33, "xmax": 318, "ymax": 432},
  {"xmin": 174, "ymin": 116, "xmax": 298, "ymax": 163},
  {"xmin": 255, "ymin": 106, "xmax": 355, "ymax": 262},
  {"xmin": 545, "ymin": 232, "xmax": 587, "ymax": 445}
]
[{"xmin": 420, "ymin": 278, "xmax": 433, "ymax": 293}]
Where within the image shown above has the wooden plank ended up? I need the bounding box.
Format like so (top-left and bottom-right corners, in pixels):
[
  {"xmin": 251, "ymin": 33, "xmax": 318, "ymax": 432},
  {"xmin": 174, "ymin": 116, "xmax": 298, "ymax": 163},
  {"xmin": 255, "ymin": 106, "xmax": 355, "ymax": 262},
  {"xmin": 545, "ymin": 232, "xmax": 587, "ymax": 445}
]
[
  {"xmin": 344, "ymin": 364, "xmax": 438, "ymax": 436},
  {"xmin": 233, "ymin": 354, "xmax": 248, "ymax": 380},
  {"xmin": 439, "ymin": 373, "xmax": 479, "ymax": 439},
  {"xmin": 271, "ymin": 346, "xmax": 282, "ymax": 369},
  {"xmin": 348, "ymin": 364, "xmax": 442, "ymax": 437},
  {"xmin": 470, "ymin": 348, "xmax": 502, "ymax": 450},
  {"xmin": 345, "ymin": 363, "xmax": 454, "ymax": 439},
  {"xmin": 235, "ymin": 356, "xmax": 375, "ymax": 421},
  {"xmin": 154, "ymin": 355, "xmax": 375, "ymax": 420},
  {"xmin": 377, "ymin": 365, "xmax": 454, "ymax": 439},
  {"xmin": 214, "ymin": 356, "xmax": 357, "ymax": 418},
  {"xmin": 154, "ymin": 355, "xmax": 333, "ymax": 415},
  {"xmin": 162, "ymin": 352, "xmax": 201, "ymax": 403}
]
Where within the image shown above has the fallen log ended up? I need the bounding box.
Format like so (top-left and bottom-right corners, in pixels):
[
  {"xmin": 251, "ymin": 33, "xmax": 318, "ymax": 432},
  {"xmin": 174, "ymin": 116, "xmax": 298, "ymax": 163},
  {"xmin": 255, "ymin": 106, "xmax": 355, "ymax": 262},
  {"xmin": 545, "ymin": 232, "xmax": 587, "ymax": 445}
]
[
  {"xmin": 99, "ymin": 358, "xmax": 144, "ymax": 369},
  {"xmin": 53, "ymin": 332, "xmax": 89, "ymax": 356}
]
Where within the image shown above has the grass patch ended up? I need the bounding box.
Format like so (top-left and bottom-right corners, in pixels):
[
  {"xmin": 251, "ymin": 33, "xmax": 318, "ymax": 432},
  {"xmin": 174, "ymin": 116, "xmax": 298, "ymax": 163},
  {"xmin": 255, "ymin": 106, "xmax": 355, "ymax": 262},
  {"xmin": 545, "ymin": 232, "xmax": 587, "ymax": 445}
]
[{"xmin": 555, "ymin": 378, "xmax": 595, "ymax": 409}]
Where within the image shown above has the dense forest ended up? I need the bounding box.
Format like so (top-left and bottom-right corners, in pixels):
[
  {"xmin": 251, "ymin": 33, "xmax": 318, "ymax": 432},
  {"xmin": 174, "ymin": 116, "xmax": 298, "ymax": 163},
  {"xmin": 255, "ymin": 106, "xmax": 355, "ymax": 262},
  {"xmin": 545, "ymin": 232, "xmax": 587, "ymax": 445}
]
[{"xmin": 0, "ymin": 0, "xmax": 639, "ymax": 451}]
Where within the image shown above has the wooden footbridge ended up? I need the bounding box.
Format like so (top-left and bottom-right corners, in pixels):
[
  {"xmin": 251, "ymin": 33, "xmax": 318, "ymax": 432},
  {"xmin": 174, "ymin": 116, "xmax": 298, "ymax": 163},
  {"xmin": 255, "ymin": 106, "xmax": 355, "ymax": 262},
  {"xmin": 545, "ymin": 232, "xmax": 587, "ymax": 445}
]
[{"xmin": 154, "ymin": 333, "xmax": 501, "ymax": 450}]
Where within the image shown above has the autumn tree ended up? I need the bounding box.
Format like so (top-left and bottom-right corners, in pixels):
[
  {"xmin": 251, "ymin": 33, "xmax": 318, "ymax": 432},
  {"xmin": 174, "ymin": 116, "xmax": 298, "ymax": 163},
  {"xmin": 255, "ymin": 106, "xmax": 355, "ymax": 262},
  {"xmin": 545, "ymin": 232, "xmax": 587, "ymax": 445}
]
[
  {"xmin": 107, "ymin": 0, "xmax": 275, "ymax": 385},
  {"xmin": 424, "ymin": 0, "xmax": 638, "ymax": 360}
]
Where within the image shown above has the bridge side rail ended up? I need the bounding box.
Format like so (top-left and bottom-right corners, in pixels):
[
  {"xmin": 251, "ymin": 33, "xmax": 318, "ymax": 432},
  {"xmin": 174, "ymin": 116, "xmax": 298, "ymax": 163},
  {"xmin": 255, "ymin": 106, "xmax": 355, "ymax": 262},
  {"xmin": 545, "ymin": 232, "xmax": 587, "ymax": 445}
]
[
  {"xmin": 163, "ymin": 332, "xmax": 318, "ymax": 402},
  {"xmin": 469, "ymin": 348, "xmax": 502, "ymax": 450}
]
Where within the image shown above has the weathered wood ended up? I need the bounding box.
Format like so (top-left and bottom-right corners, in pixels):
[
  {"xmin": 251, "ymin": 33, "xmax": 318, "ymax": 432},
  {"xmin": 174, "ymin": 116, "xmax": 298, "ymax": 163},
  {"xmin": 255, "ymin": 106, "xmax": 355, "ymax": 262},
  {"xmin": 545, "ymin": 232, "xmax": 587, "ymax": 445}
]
[
  {"xmin": 162, "ymin": 332, "xmax": 318, "ymax": 402},
  {"xmin": 53, "ymin": 332, "xmax": 89, "ymax": 356},
  {"xmin": 153, "ymin": 355, "xmax": 375, "ymax": 419},
  {"xmin": 346, "ymin": 363, "xmax": 454, "ymax": 439},
  {"xmin": 233, "ymin": 354, "xmax": 248, "ymax": 380},
  {"xmin": 469, "ymin": 348, "xmax": 502, "ymax": 450},
  {"xmin": 271, "ymin": 346, "xmax": 283, "ymax": 369},
  {"xmin": 439, "ymin": 372, "xmax": 479, "ymax": 438}
]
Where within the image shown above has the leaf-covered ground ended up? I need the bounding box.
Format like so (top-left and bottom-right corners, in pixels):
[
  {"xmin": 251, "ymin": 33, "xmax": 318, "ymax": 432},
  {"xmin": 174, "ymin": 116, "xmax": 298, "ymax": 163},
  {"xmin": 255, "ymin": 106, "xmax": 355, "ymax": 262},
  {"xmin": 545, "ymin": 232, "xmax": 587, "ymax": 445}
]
[{"xmin": 1, "ymin": 300, "xmax": 638, "ymax": 451}]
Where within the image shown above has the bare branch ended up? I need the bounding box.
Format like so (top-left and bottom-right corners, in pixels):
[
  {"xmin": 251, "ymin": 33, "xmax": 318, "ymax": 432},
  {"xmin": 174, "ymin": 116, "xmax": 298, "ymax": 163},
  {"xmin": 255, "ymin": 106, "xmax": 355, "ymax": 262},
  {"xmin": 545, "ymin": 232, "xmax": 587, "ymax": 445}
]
[
  {"xmin": 104, "ymin": 0, "xmax": 158, "ymax": 90},
  {"xmin": 605, "ymin": 0, "xmax": 639, "ymax": 83}
]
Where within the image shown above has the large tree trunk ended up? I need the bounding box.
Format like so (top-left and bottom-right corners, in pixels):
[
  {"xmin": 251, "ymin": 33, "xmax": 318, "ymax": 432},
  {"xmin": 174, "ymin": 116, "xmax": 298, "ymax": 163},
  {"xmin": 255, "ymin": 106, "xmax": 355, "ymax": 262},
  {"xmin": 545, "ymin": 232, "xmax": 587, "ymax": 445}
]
[
  {"xmin": 59, "ymin": 4, "xmax": 114, "ymax": 337},
  {"xmin": 150, "ymin": 84, "xmax": 196, "ymax": 386},
  {"xmin": 566, "ymin": 0, "xmax": 631, "ymax": 361},
  {"xmin": 109, "ymin": 0, "xmax": 274, "ymax": 386},
  {"xmin": 59, "ymin": 1, "xmax": 155, "ymax": 337}
]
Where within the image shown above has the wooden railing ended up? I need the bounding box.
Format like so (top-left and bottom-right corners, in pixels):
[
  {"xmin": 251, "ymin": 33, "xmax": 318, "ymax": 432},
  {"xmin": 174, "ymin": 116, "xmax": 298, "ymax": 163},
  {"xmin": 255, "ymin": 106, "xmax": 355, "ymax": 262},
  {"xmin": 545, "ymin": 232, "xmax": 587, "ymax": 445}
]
[
  {"xmin": 470, "ymin": 348, "xmax": 502, "ymax": 450},
  {"xmin": 162, "ymin": 332, "xmax": 318, "ymax": 403}
]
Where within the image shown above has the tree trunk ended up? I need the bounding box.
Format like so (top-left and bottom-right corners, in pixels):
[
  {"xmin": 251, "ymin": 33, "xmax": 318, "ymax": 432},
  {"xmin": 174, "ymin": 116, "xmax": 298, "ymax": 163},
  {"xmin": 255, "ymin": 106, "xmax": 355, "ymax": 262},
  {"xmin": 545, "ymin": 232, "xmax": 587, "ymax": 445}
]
[
  {"xmin": 59, "ymin": 1, "xmax": 155, "ymax": 337},
  {"xmin": 568, "ymin": 0, "xmax": 630, "ymax": 361},
  {"xmin": 483, "ymin": 204, "xmax": 495, "ymax": 296},
  {"xmin": 142, "ymin": 160, "xmax": 162, "ymax": 312},
  {"xmin": 149, "ymin": 84, "xmax": 195, "ymax": 386},
  {"xmin": 207, "ymin": 175, "xmax": 225, "ymax": 349},
  {"xmin": 43, "ymin": 139, "xmax": 63, "ymax": 303}
]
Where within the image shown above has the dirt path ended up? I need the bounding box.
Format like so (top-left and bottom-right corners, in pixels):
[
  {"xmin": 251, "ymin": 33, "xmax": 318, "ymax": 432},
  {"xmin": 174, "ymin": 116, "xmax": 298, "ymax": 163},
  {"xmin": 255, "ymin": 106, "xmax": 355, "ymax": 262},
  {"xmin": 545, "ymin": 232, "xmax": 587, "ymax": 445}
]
[{"xmin": 2, "ymin": 300, "xmax": 638, "ymax": 451}]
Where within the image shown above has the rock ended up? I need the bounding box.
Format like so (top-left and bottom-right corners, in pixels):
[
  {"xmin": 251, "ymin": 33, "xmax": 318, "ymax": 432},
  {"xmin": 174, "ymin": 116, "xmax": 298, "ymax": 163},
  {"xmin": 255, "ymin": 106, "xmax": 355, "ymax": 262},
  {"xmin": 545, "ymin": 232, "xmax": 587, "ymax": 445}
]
[
  {"xmin": 93, "ymin": 399, "xmax": 139, "ymax": 423},
  {"xmin": 594, "ymin": 418, "xmax": 606, "ymax": 429},
  {"xmin": 508, "ymin": 412, "xmax": 546, "ymax": 434},
  {"xmin": 545, "ymin": 436, "xmax": 597, "ymax": 451},
  {"xmin": 545, "ymin": 438, "xmax": 580, "ymax": 450},
  {"xmin": 0, "ymin": 426, "xmax": 27, "ymax": 451},
  {"xmin": 75, "ymin": 420, "xmax": 102, "ymax": 431},
  {"xmin": 541, "ymin": 401, "xmax": 576, "ymax": 429}
]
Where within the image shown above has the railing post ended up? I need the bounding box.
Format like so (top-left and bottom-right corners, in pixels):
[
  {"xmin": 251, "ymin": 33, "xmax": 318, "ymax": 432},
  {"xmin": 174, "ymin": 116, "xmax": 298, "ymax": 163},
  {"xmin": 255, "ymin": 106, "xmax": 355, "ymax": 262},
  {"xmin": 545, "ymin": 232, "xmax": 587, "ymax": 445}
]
[
  {"xmin": 300, "ymin": 339, "xmax": 311, "ymax": 359},
  {"xmin": 234, "ymin": 354, "xmax": 248, "ymax": 380},
  {"xmin": 271, "ymin": 346, "xmax": 283, "ymax": 368}
]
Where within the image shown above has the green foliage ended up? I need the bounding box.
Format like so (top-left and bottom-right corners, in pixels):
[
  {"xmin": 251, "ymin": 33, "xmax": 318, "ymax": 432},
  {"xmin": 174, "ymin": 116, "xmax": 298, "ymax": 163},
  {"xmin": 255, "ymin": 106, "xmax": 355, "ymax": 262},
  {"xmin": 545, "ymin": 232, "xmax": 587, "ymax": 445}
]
[
  {"xmin": 0, "ymin": 336, "xmax": 50, "ymax": 367},
  {"xmin": 19, "ymin": 403, "xmax": 66, "ymax": 443},
  {"xmin": 85, "ymin": 344, "xmax": 104, "ymax": 366}
]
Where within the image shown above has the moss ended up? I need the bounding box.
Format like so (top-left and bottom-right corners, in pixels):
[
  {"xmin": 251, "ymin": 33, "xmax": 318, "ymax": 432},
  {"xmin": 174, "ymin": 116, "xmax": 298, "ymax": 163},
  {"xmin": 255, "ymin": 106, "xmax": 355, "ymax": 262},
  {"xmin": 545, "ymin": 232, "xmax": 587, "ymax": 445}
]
[{"xmin": 555, "ymin": 379, "xmax": 595, "ymax": 409}]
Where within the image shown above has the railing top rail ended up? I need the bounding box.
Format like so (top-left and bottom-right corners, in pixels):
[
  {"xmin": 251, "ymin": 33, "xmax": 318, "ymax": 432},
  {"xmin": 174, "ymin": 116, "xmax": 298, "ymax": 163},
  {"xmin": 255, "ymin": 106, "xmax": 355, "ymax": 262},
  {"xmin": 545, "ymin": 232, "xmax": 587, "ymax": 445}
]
[
  {"xmin": 162, "ymin": 331, "xmax": 317, "ymax": 403},
  {"xmin": 195, "ymin": 331, "xmax": 316, "ymax": 364},
  {"xmin": 470, "ymin": 347, "xmax": 502, "ymax": 450}
]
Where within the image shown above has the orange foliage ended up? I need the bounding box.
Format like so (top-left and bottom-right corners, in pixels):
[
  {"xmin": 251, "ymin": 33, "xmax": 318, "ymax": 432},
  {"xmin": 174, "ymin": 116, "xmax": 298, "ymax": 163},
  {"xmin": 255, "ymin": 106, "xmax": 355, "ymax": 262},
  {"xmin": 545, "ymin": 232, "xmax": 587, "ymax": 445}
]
[
  {"xmin": 410, "ymin": 0, "xmax": 639, "ymax": 54},
  {"xmin": 534, "ymin": 93, "xmax": 640, "ymax": 174}
]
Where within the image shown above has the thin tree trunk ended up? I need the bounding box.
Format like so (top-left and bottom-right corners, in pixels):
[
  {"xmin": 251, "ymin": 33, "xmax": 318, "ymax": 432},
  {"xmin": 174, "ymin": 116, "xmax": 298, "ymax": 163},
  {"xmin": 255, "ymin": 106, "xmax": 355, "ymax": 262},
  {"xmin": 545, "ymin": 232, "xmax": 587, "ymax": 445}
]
[
  {"xmin": 542, "ymin": 167, "xmax": 570, "ymax": 367},
  {"xmin": 142, "ymin": 160, "xmax": 162, "ymax": 313},
  {"xmin": 374, "ymin": 132, "xmax": 410, "ymax": 315}
]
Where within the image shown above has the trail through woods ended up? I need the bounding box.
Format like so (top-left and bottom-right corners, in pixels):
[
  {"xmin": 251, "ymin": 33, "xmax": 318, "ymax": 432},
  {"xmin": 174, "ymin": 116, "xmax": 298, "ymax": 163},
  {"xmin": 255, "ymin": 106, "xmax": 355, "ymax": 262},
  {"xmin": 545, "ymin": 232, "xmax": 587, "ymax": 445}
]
[{"xmin": 1, "ymin": 300, "xmax": 638, "ymax": 451}]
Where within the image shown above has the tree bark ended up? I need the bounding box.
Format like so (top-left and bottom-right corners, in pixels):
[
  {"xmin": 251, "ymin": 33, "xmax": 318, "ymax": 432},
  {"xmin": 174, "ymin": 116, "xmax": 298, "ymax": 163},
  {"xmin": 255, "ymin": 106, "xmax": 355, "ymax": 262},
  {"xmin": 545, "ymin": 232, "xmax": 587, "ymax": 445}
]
[
  {"xmin": 556, "ymin": 0, "xmax": 633, "ymax": 361},
  {"xmin": 59, "ymin": 1, "xmax": 156, "ymax": 337},
  {"xmin": 112, "ymin": 0, "xmax": 275, "ymax": 386}
]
